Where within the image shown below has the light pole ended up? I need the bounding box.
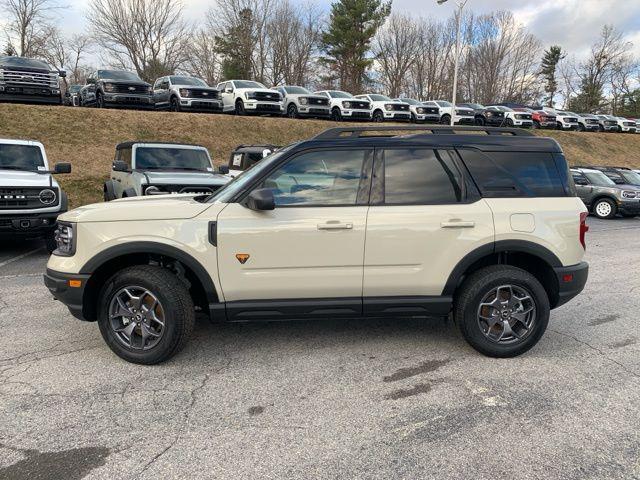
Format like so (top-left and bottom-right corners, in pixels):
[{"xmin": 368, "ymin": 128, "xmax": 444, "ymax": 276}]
[{"xmin": 437, "ymin": 0, "xmax": 468, "ymax": 126}]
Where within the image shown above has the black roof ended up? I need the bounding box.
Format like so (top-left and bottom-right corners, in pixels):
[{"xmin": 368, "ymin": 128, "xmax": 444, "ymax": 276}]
[
  {"xmin": 116, "ymin": 141, "xmax": 207, "ymax": 150},
  {"xmin": 232, "ymin": 144, "xmax": 280, "ymax": 153}
]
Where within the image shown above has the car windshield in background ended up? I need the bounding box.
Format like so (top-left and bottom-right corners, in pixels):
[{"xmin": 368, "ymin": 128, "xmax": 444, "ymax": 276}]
[
  {"xmin": 495, "ymin": 106, "xmax": 513, "ymax": 112},
  {"xmin": 436, "ymin": 101, "xmax": 452, "ymax": 107},
  {"xmin": 0, "ymin": 56, "xmax": 52, "ymax": 70},
  {"xmin": 234, "ymin": 80, "xmax": 265, "ymax": 89},
  {"xmin": 461, "ymin": 103, "xmax": 483, "ymax": 110},
  {"xmin": 285, "ymin": 86, "xmax": 310, "ymax": 94},
  {"xmin": 98, "ymin": 70, "xmax": 142, "ymax": 82},
  {"xmin": 69, "ymin": 85, "xmax": 82, "ymax": 93},
  {"xmin": 135, "ymin": 147, "xmax": 212, "ymax": 171},
  {"xmin": 584, "ymin": 171, "xmax": 616, "ymax": 187},
  {"xmin": 0, "ymin": 145, "xmax": 45, "ymax": 171},
  {"xmin": 170, "ymin": 76, "xmax": 207, "ymax": 86},
  {"xmin": 400, "ymin": 98, "xmax": 420, "ymax": 105},
  {"xmin": 621, "ymin": 170, "xmax": 640, "ymax": 185},
  {"xmin": 369, "ymin": 94, "xmax": 391, "ymax": 101},
  {"xmin": 328, "ymin": 91, "xmax": 352, "ymax": 98}
]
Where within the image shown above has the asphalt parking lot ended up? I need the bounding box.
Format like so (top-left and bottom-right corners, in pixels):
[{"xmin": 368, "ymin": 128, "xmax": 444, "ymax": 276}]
[{"xmin": 0, "ymin": 217, "xmax": 638, "ymax": 480}]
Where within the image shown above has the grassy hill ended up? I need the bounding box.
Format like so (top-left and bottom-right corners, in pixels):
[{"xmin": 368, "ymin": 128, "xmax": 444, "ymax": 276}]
[{"xmin": 1, "ymin": 103, "xmax": 640, "ymax": 207}]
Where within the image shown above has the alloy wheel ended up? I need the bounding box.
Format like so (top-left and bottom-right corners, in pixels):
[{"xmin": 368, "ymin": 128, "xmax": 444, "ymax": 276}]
[
  {"xmin": 108, "ymin": 286, "xmax": 165, "ymax": 350},
  {"xmin": 477, "ymin": 284, "xmax": 536, "ymax": 344},
  {"xmin": 595, "ymin": 201, "xmax": 612, "ymax": 218}
]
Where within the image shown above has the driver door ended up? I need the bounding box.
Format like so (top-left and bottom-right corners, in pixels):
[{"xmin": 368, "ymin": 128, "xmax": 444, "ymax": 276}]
[{"xmin": 216, "ymin": 148, "xmax": 373, "ymax": 320}]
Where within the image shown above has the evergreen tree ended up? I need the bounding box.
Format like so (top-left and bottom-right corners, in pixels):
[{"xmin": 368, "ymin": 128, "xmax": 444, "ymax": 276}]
[
  {"xmin": 321, "ymin": 0, "xmax": 391, "ymax": 93},
  {"xmin": 215, "ymin": 8, "xmax": 255, "ymax": 80},
  {"xmin": 539, "ymin": 45, "xmax": 564, "ymax": 108}
]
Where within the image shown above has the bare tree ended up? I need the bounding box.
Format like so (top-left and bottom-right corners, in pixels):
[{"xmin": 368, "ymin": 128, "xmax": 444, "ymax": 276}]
[
  {"xmin": 183, "ymin": 29, "xmax": 221, "ymax": 86},
  {"xmin": 67, "ymin": 34, "xmax": 93, "ymax": 83},
  {"xmin": 372, "ymin": 13, "xmax": 422, "ymax": 97},
  {"xmin": 558, "ymin": 55, "xmax": 579, "ymax": 109},
  {"xmin": 1, "ymin": 0, "xmax": 58, "ymax": 57},
  {"xmin": 87, "ymin": 0, "xmax": 191, "ymax": 81}
]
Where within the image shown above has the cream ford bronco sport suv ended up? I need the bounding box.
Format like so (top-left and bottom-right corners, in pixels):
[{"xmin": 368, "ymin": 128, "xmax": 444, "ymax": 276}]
[{"xmin": 45, "ymin": 126, "xmax": 589, "ymax": 364}]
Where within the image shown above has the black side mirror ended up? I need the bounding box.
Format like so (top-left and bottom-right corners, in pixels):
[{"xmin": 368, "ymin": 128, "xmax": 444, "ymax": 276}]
[
  {"xmin": 65, "ymin": 92, "xmax": 70, "ymax": 97},
  {"xmin": 218, "ymin": 165, "xmax": 230, "ymax": 174},
  {"xmin": 59, "ymin": 70, "xmax": 67, "ymax": 78},
  {"xmin": 245, "ymin": 188, "xmax": 275, "ymax": 211},
  {"xmin": 113, "ymin": 161, "xmax": 129, "ymax": 172},
  {"xmin": 53, "ymin": 162, "xmax": 71, "ymax": 174}
]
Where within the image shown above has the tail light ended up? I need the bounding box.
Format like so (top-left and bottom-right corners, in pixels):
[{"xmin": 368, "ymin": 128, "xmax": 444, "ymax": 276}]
[{"xmin": 579, "ymin": 212, "xmax": 589, "ymax": 249}]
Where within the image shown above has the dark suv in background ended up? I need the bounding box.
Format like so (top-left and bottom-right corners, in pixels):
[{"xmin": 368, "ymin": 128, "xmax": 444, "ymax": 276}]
[
  {"xmin": 80, "ymin": 70, "xmax": 153, "ymax": 109},
  {"xmin": 0, "ymin": 56, "xmax": 65, "ymax": 105},
  {"xmin": 571, "ymin": 167, "xmax": 640, "ymax": 219}
]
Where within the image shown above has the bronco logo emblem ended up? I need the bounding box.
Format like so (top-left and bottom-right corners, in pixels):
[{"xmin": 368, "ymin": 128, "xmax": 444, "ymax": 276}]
[{"xmin": 236, "ymin": 254, "xmax": 250, "ymax": 264}]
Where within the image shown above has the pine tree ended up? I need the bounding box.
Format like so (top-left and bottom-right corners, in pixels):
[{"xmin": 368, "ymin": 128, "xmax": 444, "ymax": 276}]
[
  {"xmin": 539, "ymin": 45, "xmax": 564, "ymax": 108},
  {"xmin": 215, "ymin": 8, "xmax": 255, "ymax": 80},
  {"xmin": 321, "ymin": 0, "xmax": 391, "ymax": 93}
]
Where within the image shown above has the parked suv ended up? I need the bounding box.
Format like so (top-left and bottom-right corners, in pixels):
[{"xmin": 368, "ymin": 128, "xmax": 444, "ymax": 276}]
[
  {"xmin": 530, "ymin": 109, "xmax": 556, "ymax": 129},
  {"xmin": 80, "ymin": 70, "xmax": 153, "ymax": 109},
  {"xmin": 228, "ymin": 144, "xmax": 279, "ymax": 177},
  {"xmin": 423, "ymin": 100, "xmax": 474, "ymax": 125},
  {"xmin": 394, "ymin": 98, "xmax": 440, "ymax": 123},
  {"xmin": 216, "ymin": 80, "xmax": 283, "ymax": 116},
  {"xmin": 0, "ymin": 56, "xmax": 65, "ymax": 105},
  {"xmin": 596, "ymin": 115, "xmax": 619, "ymax": 132},
  {"xmin": 570, "ymin": 167, "xmax": 640, "ymax": 219},
  {"xmin": 314, "ymin": 90, "xmax": 372, "ymax": 121},
  {"xmin": 273, "ymin": 86, "xmax": 330, "ymax": 119},
  {"xmin": 553, "ymin": 110, "xmax": 579, "ymax": 130},
  {"xmin": 615, "ymin": 117, "xmax": 637, "ymax": 133},
  {"xmin": 153, "ymin": 75, "xmax": 222, "ymax": 113},
  {"xmin": 103, "ymin": 142, "xmax": 230, "ymax": 201},
  {"xmin": 1, "ymin": 139, "xmax": 71, "ymax": 252},
  {"xmin": 487, "ymin": 106, "xmax": 533, "ymax": 128},
  {"xmin": 354, "ymin": 94, "xmax": 410, "ymax": 122},
  {"xmin": 586, "ymin": 166, "xmax": 640, "ymax": 188},
  {"xmin": 45, "ymin": 125, "xmax": 589, "ymax": 364},
  {"xmin": 576, "ymin": 113, "xmax": 600, "ymax": 132}
]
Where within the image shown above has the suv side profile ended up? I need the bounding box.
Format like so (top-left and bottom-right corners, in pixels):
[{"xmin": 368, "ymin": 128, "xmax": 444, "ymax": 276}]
[
  {"xmin": 153, "ymin": 75, "xmax": 222, "ymax": 113},
  {"xmin": 45, "ymin": 125, "xmax": 589, "ymax": 365},
  {"xmin": 570, "ymin": 167, "xmax": 640, "ymax": 219},
  {"xmin": 314, "ymin": 90, "xmax": 372, "ymax": 121},
  {"xmin": 80, "ymin": 70, "xmax": 154, "ymax": 109},
  {"xmin": 274, "ymin": 86, "xmax": 330, "ymax": 119},
  {"xmin": 216, "ymin": 80, "xmax": 283, "ymax": 116}
]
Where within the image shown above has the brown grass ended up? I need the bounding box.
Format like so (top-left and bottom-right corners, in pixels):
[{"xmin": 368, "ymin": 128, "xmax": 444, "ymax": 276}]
[{"xmin": 1, "ymin": 103, "xmax": 640, "ymax": 207}]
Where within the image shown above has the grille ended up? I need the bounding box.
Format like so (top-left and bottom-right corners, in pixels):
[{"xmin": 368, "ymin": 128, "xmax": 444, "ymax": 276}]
[
  {"xmin": 605, "ymin": 121, "xmax": 617, "ymax": 126},
  {"xmin": 624, "ymin": 121, "xmax": 635, "ymax": 127},
  {"xmin": 566, "ymin": 117, "xmax": 578, "ymax": 122},
  {"xmin": 455, "ymin": 109, "xmax": 474, "ymax": 116},
  {"xmin": 422, "ymin": 106, "xmax": 439, "ymax": 114},
  {"xmin": 111, "ymin": 83, "xmax": 149, "ymax": 94},
  {"xmin": 351, "ymin": 101, "xmax": 370, "ymax": 110},
  {"xmin": 350, "ymin": 111, "xmax": 371, "ymax": 118},
  {"xmin": 0, "ymin": 187, "xmax": 58, "ymax": 209},
  {"xmin": 256, "ymin": 103, "xmax": 281, "ymax": 112},
  {"xmin": 308, "ymin": 107, "xmax": 330, "ymax": 114},
  {"xmin": 254, "ymin": 91, "xmax": 281, "ymax": 102},
  {"xmin": 0, "ymin": 67, "xmax": 58, "ymax": 88},
  {"xmin": 586, "ymin": 119, "xmax": 598, "ymax": 124},
  {"xmin": 190, "ymin": 101, "xmax": 222, "ymax": 109},
  {"xmin": 539, "ymin": 116, "xmax": 555, "ymax": 122},
  {"xmin": 390, "ymin": 104, "xmax": 409, "ymax": 112},
  {"xmin": 146, "ymin": 184, "xmax": 222, "ymax": 195},
  {"xmin": 515, "ymin": 114, "xmax": 532, "ymax": 120},
  {"xmin": 308, "ymin": 97, "xmax": 329, "ymax": 106},
  {"xmin": 190, "ymin": 89, "xmax": 219, "ymax": 99}
]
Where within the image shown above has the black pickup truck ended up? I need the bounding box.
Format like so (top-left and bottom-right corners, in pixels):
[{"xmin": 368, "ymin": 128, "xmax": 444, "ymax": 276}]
[{"xmin": 0, "ymin": 56, "xmax": 65, "ymax": 105}]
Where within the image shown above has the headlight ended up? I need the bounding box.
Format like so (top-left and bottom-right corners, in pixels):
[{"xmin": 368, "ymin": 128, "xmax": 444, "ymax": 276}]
[
  {"xmin": 299, "ymin": 97, "xmax": 308, "ymax": 105},
  {"xmin": 384, "ymin": 104, "xmax": 392, "ymax": 111},
  {"xmin": 486, "ymin": 112, "xmax": 493, "ymax": 117},
  {"xmin": 245, "ymin": 91, "xmax": 257, "ymax": 100},
  {"xmin": 179, "ymin": 89, "xmax": 192, "ymax": 97},
  {"xmin": 104, "ymin": 83, "xmax": 115, "ymax": 92},
  {"xmin": 342, "ymin": 101, "xmax": 352, "ymax": 108},
  {"xmin": 39, "ymin": 188, "xmax": 57, "ymax": 205},
  {"xmin": 416, "ymin": 107, "xmax": 425, "ymax": 114},
  {"xmin": 54, "ymin": 222, "xmax": 76, "ymax": 257},
  {"xmin": 622, "ymin": 190, "xmax": 637, "ymax": 198}
]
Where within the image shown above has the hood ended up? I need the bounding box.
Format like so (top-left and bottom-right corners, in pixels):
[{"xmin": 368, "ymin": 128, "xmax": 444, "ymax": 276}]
[
  {"xmin": 0, "ymin": 170, "xmax": 55, "ymax": 187},
  {"xmin": 142, "ymin": 171, "xmax": 229, "ymax": 186},
  {"xmin": 174, "ymin": 84, "xmax": 218, "ymax": 91},
  {"xmin": 104, "ymin": 79, "xmax": 150, "ymax": 87},
  {"xmin": 59, "ymin": 194, "xmax": 216, "ymax": 223},
  {"xmin": 456, "ymin": 107, "xmax": 475, "ymax": 114}
]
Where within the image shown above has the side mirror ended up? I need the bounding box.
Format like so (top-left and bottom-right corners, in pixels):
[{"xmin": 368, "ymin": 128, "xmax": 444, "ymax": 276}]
[
  {"xmin": 53, "ymin": 162, "xmax": 71, "ymax": 174},
  {"xmin": 113, "ymin": 160, "xmax": 129, "ymax": 172},
  {"xmin": 218, "ymin": 165, "xmax": 230, "ymax": 174},
  {"xmin": 59, "ymin": 70, "xmax": 67, "ymax": 78},
  {"xmin": 225, "ymin": 87, "xmax": 233, "ymax": 93},
  {"xmin": 245, "ymin": 188, "xmax": 275, "ymax": 211}
]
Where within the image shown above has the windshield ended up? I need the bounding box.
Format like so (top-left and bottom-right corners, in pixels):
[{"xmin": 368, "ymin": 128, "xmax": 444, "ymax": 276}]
[
  {"xmin": 435, "ymin": 101, "xmax": 452, "ymax": 107},
  {"xmin": 494, "ymin": 106, "xmax": 512, "ymax": 112},
  {"xmin": 98, "ymin": 70, "xmax": 142, "ymax": 82},
  {"xmin": 0, "ymin": 56, "xmax": 52, "ymax": 70},
  {"xmin": 0, "ymin": 144, "xmax": 45, "ymax": 172},
  {"xmin": 400, "ymin": 98, "xmax": 420, "ymax": 105},
  {"xmin": 68, "ymin": 85, "xmax": 82, "ymax": 93},
  {"xmin": 170, "ymin": 76, "xmax": 207, "ymax": 86},
  {"xmin": 284, "ymin": 86, "xmax": 310, "ymax": 94},
  {"xmin": 234, "ymin": 80, "xmax": 265, "ymax": 89},
  {"xmin": 621, "ymin": 170, "xmax": 640, "ymax": 185},
  {"xmin": 369, "ymin": 94, "xmax": 391, "ymax": 101},
  {"xmin": 135, "ymin": 147, "xmax": 213, "ymax": 171},
  {"xmin": 209, "ymin": 146, "xmax": 293, "ymax": 203},
  {"xmin": 584, "ymin": 171, "xmax": 616, "ymax": 187},
  {"xmin": 328, "ymin": 91, "xmax": 352, "ymax": 98},
  {"xmin": 461, "ymin": 103, "xmax": 483, "ymax": 109}
]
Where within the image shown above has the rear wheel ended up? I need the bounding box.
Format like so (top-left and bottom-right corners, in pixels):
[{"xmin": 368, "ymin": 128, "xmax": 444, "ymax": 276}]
[
  {"xmin": 454, "ymin": 265, "xmax": 549, "ymax": 358},
  {"xmin": 593, "ymin": 198, "xmax": 617, "ymax": 219},
  {"xmin": 97, "ymin": 265, "xmax": 195, "ymax": 364}
]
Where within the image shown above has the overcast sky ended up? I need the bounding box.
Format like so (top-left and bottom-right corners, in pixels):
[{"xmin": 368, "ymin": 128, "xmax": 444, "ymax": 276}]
[{"xmin": 52, "ymin": 0, "xmax": 640, "ymax": 61}]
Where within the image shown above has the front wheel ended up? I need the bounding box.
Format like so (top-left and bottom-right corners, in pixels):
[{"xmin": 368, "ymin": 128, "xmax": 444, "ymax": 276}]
[
  {"xmin": 440, "ymin": 114, "xmax": 451, "ymax": 125},
  {"xmin": 97, "ymin": 265, "xmax": 195, "ymax": 364},
  {"xmin": 170, "ymin": 97, "xmax": 181, "ymax": 112},
  {"xmin": 235, "ymin": 99, "xmax": 246, "ymax": 115},
  {"xmin": 475, "ymin": 116, "xmax": 485, "ymax": 126},
  {"xmin": 330, "ymin": 108, "xmax": 342, "ymax": 122},
  {"xmin": 505, "ymin": 118, "xmax": 514, "ymax": 127},
  {"xmin": 287, "ymin": 104, "xmax": 299, "ymax": 119},
  {"xmin": 372, "ymin": 110, "xmax": 384, "ymax": 122},
  {"xmin": 96, "ymin": 92, "xmax": 105, "ymax": 109},
  {"xmin": 593, "ymin": 198, "xmax": 617, "ymax": 219},
  {"xmin": 454, "ymin": 265, "xmax": 550, "ymax": 358}
]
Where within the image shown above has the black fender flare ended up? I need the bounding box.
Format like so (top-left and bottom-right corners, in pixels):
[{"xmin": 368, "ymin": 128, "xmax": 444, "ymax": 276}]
[
  {"xmin": 103, "ymin": 181, "xmax": 116, "ymax": 201},
  {"xmin": 122, "ymin": 187, "xmax": 137, "ymax": 198},
  {"xmin": 442, "ymin": 240, "xmax": 562, "ymax": 296}
]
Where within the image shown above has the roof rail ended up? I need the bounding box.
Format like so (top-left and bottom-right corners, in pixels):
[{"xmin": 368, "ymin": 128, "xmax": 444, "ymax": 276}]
[{"xmin": 313, "ymin": 125, "xmax": 535, "ymax": 140}]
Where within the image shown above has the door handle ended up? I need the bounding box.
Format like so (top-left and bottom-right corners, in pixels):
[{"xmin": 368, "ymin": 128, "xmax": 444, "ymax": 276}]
[
  {"xmin": 441, "ymin": 220, "xmax": 475, "ymax": 228},
  {"xmin": 317, "ymin": 221, "xmax": 353, "ymax": 230}
]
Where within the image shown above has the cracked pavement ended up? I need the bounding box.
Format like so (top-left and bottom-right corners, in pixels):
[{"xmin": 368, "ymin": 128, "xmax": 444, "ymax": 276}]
[{"xmin": 0, "ymin": 218, "xmax": 639, "ymax": 480}]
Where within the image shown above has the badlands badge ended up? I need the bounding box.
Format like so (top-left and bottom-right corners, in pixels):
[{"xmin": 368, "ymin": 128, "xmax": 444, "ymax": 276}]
[{"xmin": 236, "ymin": 253, "xmax": 250, "ymax": 264}]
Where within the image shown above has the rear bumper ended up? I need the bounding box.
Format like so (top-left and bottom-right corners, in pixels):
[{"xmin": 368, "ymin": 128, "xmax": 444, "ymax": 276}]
[
  {"xmin": 553, "ymin": 262, "xmax": 588, "ymax": 308},
  {"xmin": 44, "ymin": 268, "xmax": 91, "ymax": 321}
]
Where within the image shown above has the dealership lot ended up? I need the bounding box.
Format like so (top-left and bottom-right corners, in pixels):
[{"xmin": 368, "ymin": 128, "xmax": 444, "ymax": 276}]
[{"xmin": 0, "ymin": 217, "xmax": 638, "ymax": 480}]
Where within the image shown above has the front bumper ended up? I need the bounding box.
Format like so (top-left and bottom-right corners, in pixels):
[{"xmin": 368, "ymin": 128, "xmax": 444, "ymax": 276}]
[
  {"xmin": 553, "ymin": 262, "xmax": 588, "ymax": 308},
  {"xmin": 44, "ymin": 268, "xmax": 91, "ymax": 321},
  {"xmin": 454, "ymin": 116, "xmax": 475, "ymax": 125},
  {"xmin": 416, "ymin": 113, "xmax": 440, "ymax": 123},
  {"xmin": 0, "ymin": 88, "xmax": 61, "ymax": 105},
  {"xmin": 513, "ymin": 120, "xmax": 533, "ymax": 127},
  {"xmin": 180, "ymin": 98, "xmax": 223, "ymax": 111},
  {"xmin": 0, "ymin": 213, "xmax": 60, "ymax": 238},
  {"xmin": 536, "ymin": 121, "xmax": 556, "ymax": 128},
  {"xmin": 559, "ymin": 122, "xmax": 578, "ymax": 130},
  {"xmin": 342, "ymin": 109, "xmax": 371, "ymax": 120},
  {"xmin": 103, "ymin": 93, "xmax": 154, "ymax": 109},
  {"xmin": 383, "ymin": 111, "xmax": 411, "ymax": 121},
  {"xmin": 619, "ymin": 199, "xmax": 640, "ymax": 215},
  {"xmin": 620, "ymin": 126, "xmax": 637, "ymax": 133},
  {"xmin": 601, "ymin": 125, "xmax": 618, "ymax": 131},
  {"xmin": 298, "ymin": 106, "xmax": 330, "ymax": 118},
  {"xmin": 244, "ymin": 101, "xmax": 284, "ymax": 115}
]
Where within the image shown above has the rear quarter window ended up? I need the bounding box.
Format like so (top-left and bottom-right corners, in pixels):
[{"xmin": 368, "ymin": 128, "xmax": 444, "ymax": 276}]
[{"xmin": 458, "ymin": 150, "xmax": 567, "ymax": 197}]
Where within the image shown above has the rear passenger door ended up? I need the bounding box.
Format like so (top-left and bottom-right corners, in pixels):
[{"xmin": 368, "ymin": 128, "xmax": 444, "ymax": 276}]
[{"xmin": 363, "ymin": 148, "xmax": 494, "ymax": 312}]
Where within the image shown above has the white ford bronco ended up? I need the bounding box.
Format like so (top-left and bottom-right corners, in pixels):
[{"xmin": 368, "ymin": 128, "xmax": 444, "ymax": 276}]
[
  {"xmin": 45, "ymin": 126, "xmax": 589, "ymax": 364},
  {"xmin": 103, "ymin": 142, "xmax": 230, "ymax": 201},
  {"xmin": 1, "ymin": 139, "xmax": 71, "ymax": 252}
]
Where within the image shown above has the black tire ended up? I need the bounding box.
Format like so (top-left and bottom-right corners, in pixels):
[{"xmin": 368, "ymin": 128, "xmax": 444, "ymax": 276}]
[
  {"xmin": 373, "ymin": 110, "xmax": 384, "ymax": 122},
  {"xmin": 96, "ymin": 92, "xmax": 105, "ymax": 109},
  {"xmin": 44, "ymin": 230, "xmax": 57, "ymax": 254},
  {"xmin": 533, "ymin": 121, "xmax": 540, "ymax": 129},
  {"xmin": 410, "ymin": 112, "xmax": 417, "ymax": 123},
  {"xmin": 454, "ymin": 265, "xmax": 550, "ymax": 358},
  {"xmin": 440, "ymin": 114, "xmax": 451, "ymax": 125},
  {"xmin": 592, "ymin": 198, "xmax": 617, "ymax": 219},
  {"xmin": 287, "ymin": 103, "xmax": 299, "ymax": 119},
  {"xmin": 505, "ymin": 118, "xmax": 514, "ymax": 127},
  {"xmin": 475, "ymin": 116, "xmax": 485, "ymax": 126},
  {"xmin": 170, "ymin": 96, "xmax": 181, "ymax": 112},
  {"xmin": 97, "ymin": 265, "xmax": 195, "ymax": 364},
  {"xmin": 599, "ymin": 125, "xmax": 604, "ymax": 132},
  {"xmin": 103, "ymin": 181, "xmax": 116, "ymax": 202},
  {"xmin": 330, "ymin": 107, "xmax": 342, "ymax": 122},
  {"xmin": 235, "ymin": 99, "xmax": 246, "ymax": 115},
  {"xmin": 578, "ymin": 123, "xmax": 585, "ymax": 132}
]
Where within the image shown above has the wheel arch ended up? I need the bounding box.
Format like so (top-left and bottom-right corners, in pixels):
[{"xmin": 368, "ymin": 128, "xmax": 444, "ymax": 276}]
[
  {"xmin": 79, "ymin": 242, "xmax": 220, "ymax": 321},
  {"xmin": 590, "ymin": 194, "xmax": 617, "ymax": 210},
  {"xmin": 103, "ymin": 180, "xmax": 116, "ymax": 201}
]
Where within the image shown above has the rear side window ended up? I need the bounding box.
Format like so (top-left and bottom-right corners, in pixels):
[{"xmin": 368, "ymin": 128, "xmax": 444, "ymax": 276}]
[
  {"xmin": 458, "ymin": 150, "xmax": 566, "ymax": 197},
  {"xmin": 383, "ymin": 149, "xmax": 462, "ymax": 204}
]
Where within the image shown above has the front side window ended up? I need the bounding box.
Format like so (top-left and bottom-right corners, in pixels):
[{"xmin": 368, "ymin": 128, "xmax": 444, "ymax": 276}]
[
  {"xmin": 116, "ymin": 147, "xmax": 132, "ymax": 168},
  {"xmin": 328, "ymin": 91, "xmax": 352, "ymax": 99},
  {"xmin": 369, "ymin": 94, "xmax": 391, "ymax": 101},
  {"xmin": 584, "ymin": 171, "xmax": 616, "ymax": 187},
  {"xmin": 258, "ymin": 150, "xmax": 367, "ymax": 206},
  {"xmin": 0, "ymin": 145, "xmax": 45, "ymax": 171},
  {"xmin": 383, "ymin": 149, "xmax": 461, "ymax": 204},
  {"xmin": 134, "ymin": 147, "xmax": 212, "ymax": 171},
  {"xmin": 285, "ymin": 86, "xmax": 309, "ymax": 94}
]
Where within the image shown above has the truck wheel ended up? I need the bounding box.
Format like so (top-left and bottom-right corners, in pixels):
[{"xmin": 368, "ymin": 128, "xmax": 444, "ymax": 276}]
[
  {"xmin": 454, "ymin": 265, "xmax": 549, "ymax": 358},
  {"xmin": 372, "ymin": 110, "xmax": 384, "ymax": 122},
  {"xmin": 593, "ymin": 198, "xmax": 617, "ymax": 219},
  {"xmin": 235, "ymin": 99, "xmax": 246, "ymax": 115},
  {"xmin": 475, "ymin": 116, "xmax": 485, "ymax": 126},
  {"xmin": 505, "ymin": 118, "xmax": 514, "ymax": 127},
  {"xmin": 170, "ymin": 97, "xmax": 181, "ymax": 112},
  {"xmin": 578, "ymin": 123, "xmax": 585, "ymax": 132},
  {"xmin": 103, "ymin": 182, "xmax": 116, "ymax": 202},
  {"xmin": 97, "ymin": 265, "xmax": 195, "ymax": 364},
  {"xmin": 96, "ymin": 92, "xmax": 105, "ymax": 108},
  {"xmin": 44, "ymin": 231, "xmax": 57, "ymax": 254},
  {"xmin": 533, "ymin": 121, "xmax": 540, "ymax": 129},
  {"xmin": 330, "ymin": 107, "xmax": 342, "ymax": 122},
  {"xmin": 439, "ymin": 114, "xmax": 451, "ymax": 125},
  {"xmin": 287, "ymin": 104, "xmax": 299, "ymax": 119}
]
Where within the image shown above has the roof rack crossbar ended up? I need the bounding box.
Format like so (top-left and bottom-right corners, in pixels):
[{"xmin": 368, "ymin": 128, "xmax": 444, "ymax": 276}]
[{"xmin": 313, "ymin": 125, "xmax": 535, "ymax": 140}]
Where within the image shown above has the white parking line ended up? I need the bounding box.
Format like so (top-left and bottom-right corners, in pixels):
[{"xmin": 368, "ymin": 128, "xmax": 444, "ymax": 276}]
[{"xmin": 0, "ymin": 248, "xmax": 44, "ymax": 269}]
